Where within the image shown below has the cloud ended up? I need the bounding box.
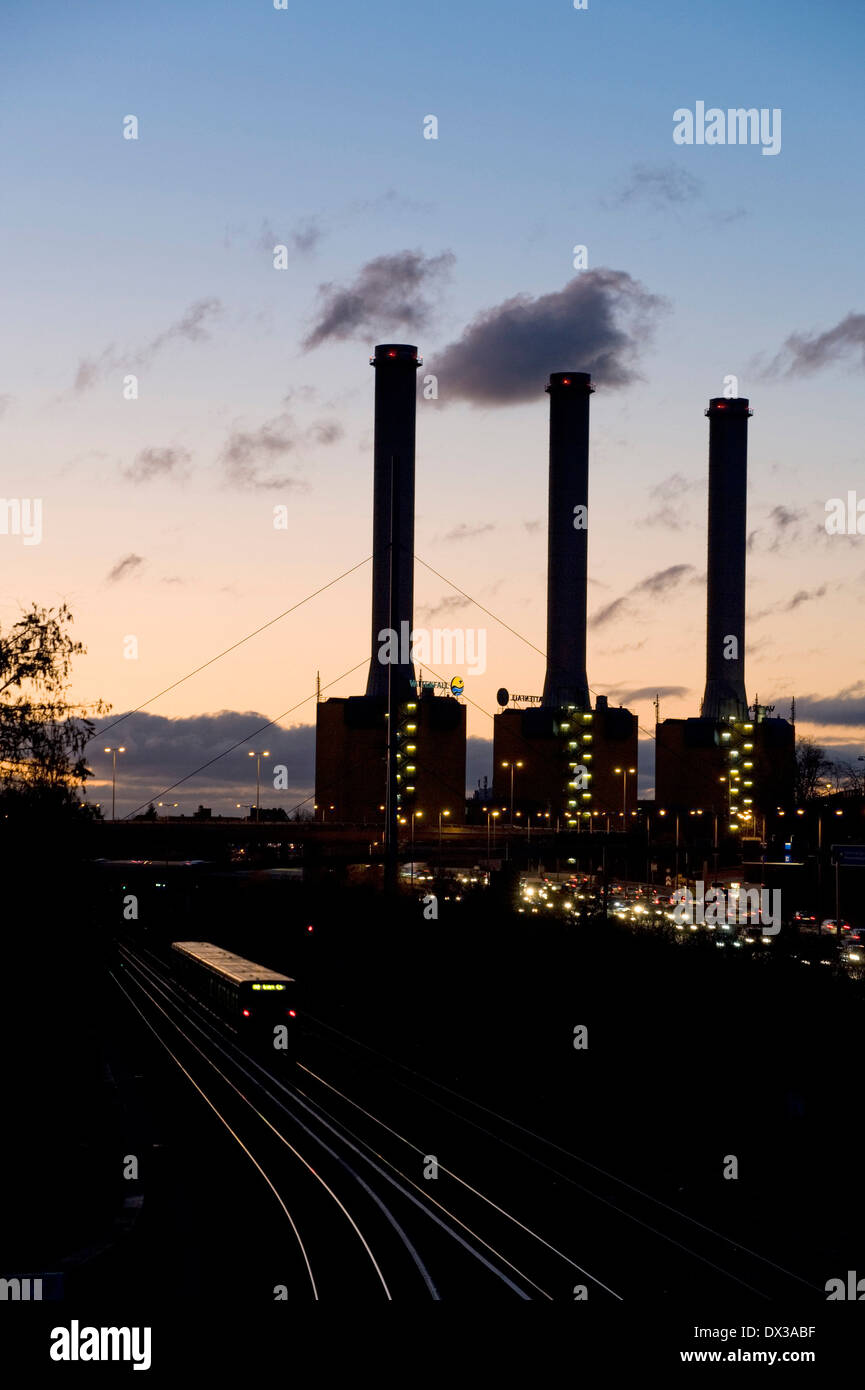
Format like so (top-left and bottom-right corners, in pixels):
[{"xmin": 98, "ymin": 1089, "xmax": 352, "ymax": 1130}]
[
  {"xmin": 590, "ymin": 595, "xmax": 631, "ymax": 629},
  {"xmin": 523, "ymin": 519, "xmax": 541, "ymax": 534},
  {"xmin": 143, "ymin": 298, "xmax": 222, "ymax": 360},
  {"xmin": 106, "ymin": 553, "xmax": 145, "ymax": 583},
  {"xmin": 618, "ymin": 685, "xmax": 689, "ymax": 702},
  {"xmin": 415, "ymin": 594, "xmax": 471, "ymax": 623},
  {"xmin": 86, "ymin": 712, "xmax": 317, "ymax": 815},
  {"xmin": 123, "ymin": 446, "xmax": 193, "ymax": 484},
  {"xmin": 0, "ymin": 394, "xmax": 16, "ymax": 418},
  {"xmin": 751, "ymin": 583, "xmax": 829, "ymax": 621},
  {"xmin": 787, "ymin": 585, "xmax": 827, "ymax": 610},
  {"xmin": 219, "ymin": 410, "xmax": 341, "ymax": 489},
  {"xmin": 765, "ymin": 312, "xmax": 865, "ymax": 377},
  {"xmin": 441, "ymin": 522, "xmax": 495, "ymax": 542},
  {"xmin": 749, "ymin": 503, "xmax": 805, "ymax": 553},
  {"xmin": 610, "ymin": 162, "xmax": 703, "ymax": 210},
  {"xmin": 72, "ymin": 298, "xmax": 223, "ymax": 394},
  {"xmin": 302, "ymin": 249, "xmax": 455, "ymax": 350},
  {"xmin": 258, "ymin": 217, "xmax": 323, "ymax": 258},
  {"xmin": 431, "ymin": 269, "xmax": 666, "ymax": 406},
  {"xmin": 306, "ymin": 420, "xmax": 343, "ymax": 446},
  {"xmin": 73, "ymin": 347, "xmax": 116, "ymax": 393},
  {"xmin": 792, "ymin": 683, "xmax": 865, "ymax": 728},
  {"xmin": 645, "ymin": 473, "xmax": 701, "ymax": 530},
  {"xmin": 590, "ymin": 563, "xmax": 695, "ymax": 628},
  {"xmin": 466, "ymin": 734, "xmax": 493, "ymax": 796},
  {"xmin": 221, "ymin": 414, "xmax": 304, "ymax": 490}
]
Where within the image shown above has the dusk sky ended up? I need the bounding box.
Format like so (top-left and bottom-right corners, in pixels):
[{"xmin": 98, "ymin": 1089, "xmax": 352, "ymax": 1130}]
[{"xmin": 2, "ymin": 0, "xmax": 863, "ymax": 814}]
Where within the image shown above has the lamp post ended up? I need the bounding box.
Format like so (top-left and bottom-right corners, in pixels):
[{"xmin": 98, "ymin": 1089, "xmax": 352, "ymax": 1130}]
[
  {"xmin": 103, "ymin": 746, "xmax": 126, "ymax": 821},
  {"xmin": 411, "ymin": 810, "xmax": 423, "ymax": 886},
  {"xmin": 436, "ymin": 806, "xmax": 450, "ymax": 867},
  {"xmin": 248, "ymin": 749, "xmax": 270, "ymax": 822},
  {"xmin": 614, "ymin": 766, "xmax": 636, "ymax": 823},
  {"xmin": 501, "ymin": 759, "xmax": 523, "ymax": 861}
]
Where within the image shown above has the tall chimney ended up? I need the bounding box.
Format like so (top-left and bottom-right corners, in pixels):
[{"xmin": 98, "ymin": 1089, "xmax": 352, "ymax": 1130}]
[
  {"xmin": 542, "ymin": 372, "xmax": 593, "ymax": 709},
  {"xmin": 701, "ymin": 396, "xmax": 752, "ymax": 722},
  {"xmin": 365, "ymin": 344, "xmax": 421, "ymax": 699}
]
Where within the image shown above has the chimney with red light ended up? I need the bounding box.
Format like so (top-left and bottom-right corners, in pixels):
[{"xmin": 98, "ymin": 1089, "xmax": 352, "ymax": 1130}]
[
  {"xmin": 701, "ymin": 395, "xmax": 752, "ymax": 722},
  {"xmin": 541, "ymin": 371, "xmax": 593, "ymax": 709},
  {"xmin": 365, "ymin": 344, "xmax": 421, "ymax": 699}
]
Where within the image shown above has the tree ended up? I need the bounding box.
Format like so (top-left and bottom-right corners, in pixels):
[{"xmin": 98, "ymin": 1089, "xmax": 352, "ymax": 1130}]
[
  {"xmin": 0, "ymin": 603, "xmax": 107, "ymax": 812},
  {"xmin": 794, "ymin": 737, "xmax": 835, "ymax": 804}
]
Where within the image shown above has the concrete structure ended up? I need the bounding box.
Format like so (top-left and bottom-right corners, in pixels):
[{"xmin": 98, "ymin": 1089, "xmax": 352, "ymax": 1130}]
[
  {"xmin": 493, "ymin": 372, "xmax": 638, "ymax": 826},
  {"xmin": 702, "ymin": 396, "xmax": 751, "ymax": 722},
  {"xmin": 656, "ymin": 396, "xmax": 795, "ymax": 823},
  {"xmin": 314, "ymin": 345, "xmax": 466, "ymax": 825}
]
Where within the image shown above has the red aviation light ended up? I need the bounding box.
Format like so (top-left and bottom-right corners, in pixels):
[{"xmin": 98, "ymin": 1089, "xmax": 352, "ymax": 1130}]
[
  {"xmin": 288, "ymin": 1009, "xmax": 297, "ymax": 1018},
  {"xmin": 242, "ymin": 1009, "xmax": 250, "ymax": 1018}
]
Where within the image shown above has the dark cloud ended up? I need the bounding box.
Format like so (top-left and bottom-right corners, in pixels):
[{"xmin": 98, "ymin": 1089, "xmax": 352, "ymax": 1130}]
[
  {"xmin": 751, "ymin": 583, "xmax": 829, "ymax": 621},
  {"xmin": 591, "ymin": 564, "xmax": 695, "ymax": 628},
  {"xmin": 441, "ymin": 522, "xmax": 495, "ymax": 542},
  {"xmin": 787, "ymin": 584, "xmax": 827, "ymax": 610},
  {"xmin": 86, "ymin": 712, "xmax": 317, "ymax": 816},
  {"xmin": 221, "ymin": 414, "xmax": 305, "ymax": 490},
  {"xmin": 645, "ymin": 473, "xmax": 701, "ymax": 530},
  {"xmin": 637, "ymin": 564, "xmax": 694, "ymax": 596},
  {"xmin": 415, "ymin": 594, "xmax": 470, "ymax": 623},
  {"xmin": 792, "ymin": 684, "xmax": 865, "ymax": 728},
  {"xmin": 611, "ymin": 162, "xmax": 703, "ymax": 210},
  {"xmin": 306, "ymin": 419, "xmax": 343, "ymax": 446},
  {"xmin": 302, "ymin": 250, "xmax": 455, "ymax": 350},
  {"xmin": 106, "ymin": 554, "xmax": 145, "ymax": 583},
  {"xmin": 466, "ymin": 734, "xmax": 493, "ymax": 796},
  {"xmin": 144, "ymin": 298, "xmax": 222, "ymax": 360},
  {"xmin": 618, "ymin": 685, "xmax": 689, "ymax": 702},
  {"xmin": 73, "ymin": 347, "xmax": 116, "ymax": 393},
  {"xmin": 220, "ymin": 411, "xmax": 341, "ymax": 489},
  {"xmin": 72, "ymin": 298, "xmax": 223, "ymax": 393},
  {"xmin": 432, "ymin": 269, "xmax": 666, "ymax": 406},
  {"xmin": 767, "ymin": 312, "xmax": 865, "ymax": 376},
  {"xmin": 258, "ymin": 217, "xmax": 323, "ymax": 257},
  {"xmin": 590, "ymin": 595, "xmax": 631, "ymax": 629},
  {"xmin": 123, "ymin": 446, "xmax": 193, "ymax": 484},
  {"xmin": 749, "ymin": 503, "xmax": 805, "ymax": 552}
]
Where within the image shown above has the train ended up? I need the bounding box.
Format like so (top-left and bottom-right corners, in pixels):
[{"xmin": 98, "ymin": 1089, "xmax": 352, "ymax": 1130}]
[{"xmin": 171, "ymin": 941, "xmax": 298, "ymax": 1052}]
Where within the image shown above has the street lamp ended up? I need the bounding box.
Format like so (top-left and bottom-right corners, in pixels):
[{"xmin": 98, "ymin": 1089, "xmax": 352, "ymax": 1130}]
[
  {"xmin": 103, "ymin": 746, "xmax": 126, "ymax": 821},
  {"xmin": 411, "ymin": 810, "xmax": 423, "ymax": 885},
  {"xmin": 436, "ymin": 811, "xmax": 450, "ymax": 861},
  {"xmin": 501, "ymin": 760, "xmax": 524, "ymax": 826},
  {"xmin": 614, "ymin": 766, "xmax": 636, "ymax": 822},
  {"xmin": 247, "ymin": 749, "xmax": 271, "ymax": 822}
]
